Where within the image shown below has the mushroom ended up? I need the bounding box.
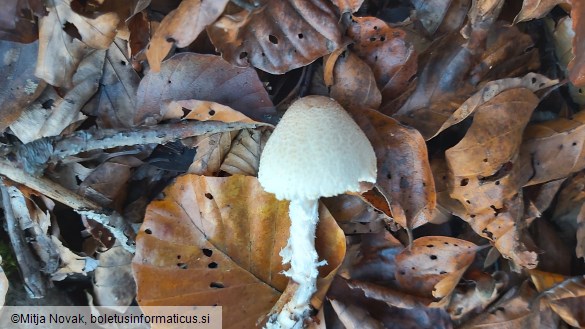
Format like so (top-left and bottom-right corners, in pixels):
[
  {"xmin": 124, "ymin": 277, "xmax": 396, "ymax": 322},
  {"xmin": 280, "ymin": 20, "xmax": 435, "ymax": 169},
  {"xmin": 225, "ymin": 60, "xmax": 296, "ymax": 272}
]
[{"xmin": 258, "ymin": 96, "xmax": 377, "ymax": 328}]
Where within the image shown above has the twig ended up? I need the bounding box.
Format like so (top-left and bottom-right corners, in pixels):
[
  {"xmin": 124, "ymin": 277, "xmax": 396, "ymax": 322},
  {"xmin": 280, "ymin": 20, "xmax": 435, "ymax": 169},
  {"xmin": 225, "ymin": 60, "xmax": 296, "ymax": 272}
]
[
  {"xmin": 1, "ymin": 182, "xmax": 47, "ymax": 298},
  {"xmin": 0, "ymin": 159, "xmax": 136, "ymax": 253},
  {"xmin": 16, "ymin": 121, "xmax": 260, "ymax": 176}
]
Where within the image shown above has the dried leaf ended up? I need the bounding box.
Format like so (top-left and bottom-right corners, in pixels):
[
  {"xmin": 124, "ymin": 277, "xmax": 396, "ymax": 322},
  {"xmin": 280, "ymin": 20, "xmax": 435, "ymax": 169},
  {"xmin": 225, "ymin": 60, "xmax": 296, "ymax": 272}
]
[
  {"xmin": 0, "ymin": 260, "xmax": 7, "ymax": 307},
  {"xmin": 11, "ymin": 50, "xmax": 105, "ymax": 143},
  {"xmin": 395, "ymin": 236, "xmax": 477, "ymax": 299},
  {"xmin": 132, "ymin": 175, "xmax": 345, "ymax": 328},
  {"xmin": 576, "ymin": 203, "xmax": 585, "ymax": 259},
  {"xmin": 364, "ymin": 110, "xmax": 436, "ymax": 230},
  {"xmin": 446, "ymin": 89, "xmax": 539, "ymax": 268},
  {"xmin": 36, "ymin": 0, "xmax": 118, "ymax": 87},
  {"xmin": 411, "ymin": 0, "xmax": 453, "ymax": 36},
  {"xmin": 330, "ymin": 0, "xmax": 364, "ymax": 14},
  {"xmin": 163, "ymin": 100, "xmax": 263, "ymax": 124},
  {"xmin": 0, "ymin": 0, "xmax": 44, "ymax": 43},
  {"xmin": 0, "ymin": 40, "xmax": 45, "ymax": 132},
  {"xmin": 207, "ymin": 1, "xmax": 343, "ymax": 74},
  {"xmin": 347, "ymin": 17, "xmax": 417, "ymax": 104},
  {"xmin": 521, "ymin": 108, "xmax": 585, "ymax": 186},
  {"xmin": 569, "ymin": 0, "xmax": 585, "ymax": 87},
  {"xmin": 446, "ymin": 271, "xmax": 507, "ymax": 320},
  {"xmin": 220, "ymin": 128, "xmax": 271, "ymax": 176},
  {"xmin": 330, "ymin": 299, "xmax": 384, "ymax": 329},
  {"xmin": 541, "ymin": 275, "xmax": 585, "ymax": 328},
  {"xmin": 187, "ymin": 131, "xmax": 236, "ymax": 176},
  {"xmin": 550, "ymin": 17, "xmax": 585, "ymax": 104},
  {"xmin": 514, "ymin": 0, "xmax": 565, "ymax": 22},
  {"xmin": 51, "ymin": 236, "xmax": 98, "ymax": 281},
  {"xmin": 93, "ymin": 243, "xmax": 136, "ymax": 309},
  {"xmin": 78, "ymin": 158, "xmax": 134, "ymax": 209},
  {"xmin": 135, "ymin": 53, "xmax": 275, "ymax": 125},
  {"xmin": 146, "ymin": 0, "xmax": 229, "ymax": 71},
  {"xmin": 327, "ymin": 50, "xmax": 382, "ymax": 111}
]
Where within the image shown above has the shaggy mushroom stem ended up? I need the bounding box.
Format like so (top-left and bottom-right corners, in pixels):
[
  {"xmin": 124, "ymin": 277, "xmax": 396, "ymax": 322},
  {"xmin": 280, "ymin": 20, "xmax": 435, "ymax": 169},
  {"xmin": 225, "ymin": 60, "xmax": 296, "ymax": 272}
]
[{"xmin": 269, "ymin": 199, "xmax": 327, "ymax": 329}]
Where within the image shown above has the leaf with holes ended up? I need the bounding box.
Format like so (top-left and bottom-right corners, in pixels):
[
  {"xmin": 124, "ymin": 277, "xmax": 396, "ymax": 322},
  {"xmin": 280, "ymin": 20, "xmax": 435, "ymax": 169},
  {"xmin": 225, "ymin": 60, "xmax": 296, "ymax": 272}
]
[
  {"xmin": 521, "ymin": 104, "xmax": 585, "ymax": 186},
  {"xmin": 162, "ymin": 100, "xmax": 266, "ymax": 125},
  {"xmin": 146, "ymin": 0, "xmax": 229, "ymax": 72},
  {"xmin": 362, "ymin": 109, "xmax": 436, "ymax": 231},
  {"xmin": 207, "ymin": 0, "xmax": 343, "ymax": 74},
  {"xmin": 446, "ymin": 89, "xmax": 539, "ymax": 269},
  {"xmin": 395, "ymin": 236, "xmax": 477, "ymax": 299},
  {"xmin": 36, "ymin": 0, "xmax": 119, "ymax": 87},
  {"xmin": 135, "ymin": 53, "xmax": 275, "ymax": 125},
  {"xmin": 132, "ymin": 175, "xmax": 345, "ymax": 328},
  {"xmin": 347, "ymin": 16, "xmax": 417, "ymax": 105}
]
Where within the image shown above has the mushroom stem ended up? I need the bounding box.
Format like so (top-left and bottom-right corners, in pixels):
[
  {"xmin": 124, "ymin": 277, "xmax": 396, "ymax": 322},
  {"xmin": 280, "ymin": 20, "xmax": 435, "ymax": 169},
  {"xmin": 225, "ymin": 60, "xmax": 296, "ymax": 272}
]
[{"xmin": 269, "ymin": 198, "xmax": 327, "ymax": 328}]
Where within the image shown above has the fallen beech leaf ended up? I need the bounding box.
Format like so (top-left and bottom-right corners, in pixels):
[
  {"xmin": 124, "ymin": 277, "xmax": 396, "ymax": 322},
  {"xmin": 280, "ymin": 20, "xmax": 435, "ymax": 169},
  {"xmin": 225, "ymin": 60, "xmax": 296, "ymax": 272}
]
[
  {"xmin": 551, "ymin": 172, "xmax": 585, "ymax": 248},
  {"xmin": 327, "ymin": 50, "xmax": 382, "ymax": 111},
  {"xmin": 146, "ymin": 0, "xmax": 228, "ymax": 72},
  {"xmin": 446, "ymin": 271, "xmax": 507, "ymax": 320},
  {"xmin": 207, "ymin": 0, "xmax": 343, "ymax": 74},
  {"xmin": 0, "ymin": 0, "xmax": 44, "ymax": 43},
  {"xmin": 163, "ymin": 100, "xmax": 263, "ymax": 124},
  {"xmin": 435, "ymin": 73, "xmax": 557, "ymax": 140},
  {"xmin": 347, "ymin": 16, "xmax": 417, "ymax": 104},
  {"xmin": 569, "ymin": 0, "xmax": 585, "ymax": 86},
  {"xmin": 0, "ymin": 40, "xmax": 46, "ymax": 132},
  {"xmin": 77, "ymin": 158, "xmax": 134, "ymax": 209},
  {"xmin": 135, "ymin": 53, "xmax": 275, "ymax": 125},
  {"xmin": 220, "ymin": 128, "xmax": 271, "ymax": 176},
  {"xmin": 330, "ymin": 299, "xmax": 384, "ymax": 329},
  {"xmin": 395, "ymin": 236, "xmax": 477, "ymax": 299},
  {"xmin": 529, "ymin": 269, "xmax": 567, "ymax": 292},
  {"xmin": 93, "ymin": 243, "xmax": 135, "ymax": 309},
  {"xmin": 11, "ymin": 50, "xmax": 105, "ymax": 143},
  {"xmin": 330, "ymin": 0, "xmax": 365, "ymax": 14},
  {"xmin": 514, "ymin": 0, "xmax": 565, "ymax": 22},
  {"xmin": 36, "ymin": 0, "xmax": 119, "ymax": 87},
  {"xmin": 91, "ymin": 39, "xmax": 140, "ymax": 129},
  {"xmin": 132, "ymin": 175, "xmax": 345, "ymax": 328},
  {"xmin": 460, "ymin": 282, "xmax": 559, "ymax": 328},
  {"xmin": 550, "ymin": 17, "xmax": 585, "ymax": 104},
  {"xmin": 541, "ymin": 275, "xmax": 585, "ymax": 327},
  {"xmin": 364, "ymin": 109, "xmax": 436, "ymax": 230},
  {"xmin": 342, "ymin": 232, "xmax": 403, "ymax": 283},
  {"xmin": 412, "ymin": 0, "xmax": 453, "ymax": 36},
  {"xmin": 51, "ymin": 236, "xmax": 98, "ymax": 281},
  {"xmin": 187, "ymin": 131, "xmax": 236, "ymax": 176},
  {"xmin": 446, "ymin": 89, "xmax": 539, "ymax": 268}
]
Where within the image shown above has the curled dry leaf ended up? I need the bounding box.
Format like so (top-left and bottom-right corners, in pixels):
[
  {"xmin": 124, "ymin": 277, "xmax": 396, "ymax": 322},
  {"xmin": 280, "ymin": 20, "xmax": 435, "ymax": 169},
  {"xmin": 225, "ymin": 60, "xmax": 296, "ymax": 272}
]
[
  {"xmin": 331, "ymin": 0, "xmax": 365, "ymax": 14},
  {"xmin": 446, "ymin": 271, "xmax": 507, "ymax": 320},
  {"xmin": 514, "ymin": 0, "xmax": 565, "ymax": 23},
  {"xmin": 207, "ymin": 0, "xmax": 343, "ymax": 74},
  {"xmin": 0, "ymin": 0, "xmax": 45, "ymax": 43},
  {"xmin": 187, "ymin": 131, "xmax": 236, "ymax": 176},
  {"xmin": 347, "ymin": 16, "xmax": 417, "ymax": 104},
  {"xmin": 521, "ymin": 109, "xmax": 585, "ymax": 186},
  {"xmin": 540, "ymin": 275, "xmax": 585, "ymax": 328},
  {"xmin": 93, "ymin": 243, "xmax": 136, "ymax": 309},
  {"xmin": 132, "ymin": 175, "xmax": 345, "ymax": 328},
  {"xmin": 135, "ymin": 53, "xmax": 275, "ymax": 125},
  {"xmin": 11, "ymin": 49, "xmax": 105, "ymax": 143},
  {"xmin": 330, "ymin": 299, "xmax": 384, "ymax": 329},
  {"xmin": 36, "ymin": 0, "xmax": 118, "ymax": 87},
  {"xmin": 327, "ymin": 50, "xmax": 382, "ymax": 111},
  {"xmin": 550, "ymin": 17, "xmax": 585, "ymax": 105},
  {"xmin": 220, "ymin": 128, "xmax": 271, "ymax": 177},
  {"xmin": 51, "ymin": 236, "xmax": 98, "ymax": 281},
  {"xmin": 0, "ymin": 41, "xmax": 45, "ymax": 132},
  {"xmin": 146, "ymin": 0, "xmax": 229, "ymax": 72},
  {"xmin": 163, "ymin": 100, "xmax": 263, "ymax": 124},
  {"xmin": 363, "ymin": 109, "xmax": 436, "ymax": 231},
  {"xmin": 568, "ymin": 0, "xmax": 585, "ymax": 87},
  {"xmin": 395, "ymin": 236, "xmax": 477, "ymax": 299},
  {"xmin": 411, "ymin": 0, "xmax": 454, "ymax": 36}
]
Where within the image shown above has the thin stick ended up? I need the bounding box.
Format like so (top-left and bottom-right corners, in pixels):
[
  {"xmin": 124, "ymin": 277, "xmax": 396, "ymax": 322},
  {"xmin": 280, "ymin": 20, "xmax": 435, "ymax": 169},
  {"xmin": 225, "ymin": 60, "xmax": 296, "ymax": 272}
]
[
  {"xmin": 0, "ymin": 159, "xmax": 136, "ymax": 253},
  {"xmin": 17, "ymin": 121, "xmax": 260, "ymax": 176}
]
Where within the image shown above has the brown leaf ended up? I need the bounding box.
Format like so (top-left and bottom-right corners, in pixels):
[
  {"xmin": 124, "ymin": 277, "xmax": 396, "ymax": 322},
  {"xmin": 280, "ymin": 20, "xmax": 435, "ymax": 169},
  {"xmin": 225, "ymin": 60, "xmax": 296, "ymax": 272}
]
[
  {"xmin": 163, "ymin": 100, "xmax": 264, "ymax": 124},
  {"xmin": 569, "ymin": 0, "xmax": 585, "ymax": 86},
  {"xmin": 446, "ymin": 89, "xmax": 539, "ymax": 269},
  {"xmin": 364, "ymin": 109, "xmax": 436, "ymax": 230},
  {"xmin": 514, "ymin": 0, "xmax": 565, "ymax": 22},
  {"xmin": 330, "ymin": 0, "xmax": 365, "ymax": 14},
  {"xmin": 540, "ymin": 275, "xmax": 585, "ymax": 327},
  {"xmin": 132, "ymin": 175, "xmax": 345, "ymax": 328},
  {"xmin": 550, "ymin": 16, "xmax": 585, "ymax": 104},
  {"xmin": 0, "ymin": 0, "xmax": 45, "ymax": 43},
  {"xmin": 330, "ymin": 299, "xmax": 384, "ymax": 329},
  {"xmin": 207, "ymin": 1, "xmax": 343, "ymax": 74},
  {"xmin": 395, "ymin": 236, "xmax": 477, "ymax": 299},
  {"xmin": 36, "ymin": 0, "xmax": 119, "ymax": 87},
  {"xmin": 347, "ymin": 17, "xmax": 417, "ymax": 104},
  {"xmin": 327, "ymin": 50, "xmax": 382, "ymax": 111},
  {"xmin": 135, "ymin": 53, "xmax": 275, "ymax": 125},
  {"xmin": 521, "ymin": 109, "xmax": 585, "ymax": 186},
  {"xmin": 411, "ymin": 0, "xmax": 454, "ymax": 36},
  {"xmin": 146, "ymin": 0, "xmax": 229, "ymax": 72},
  {"xmin": 220, "ymin": 128, "xmax": 271, "ymax": 176},
  {"xmin": 0, "ymin": 40, "xmax": 46, "ymax": 132},
  {"xmin": 11, "ymin": 50, "xmax": 105, "ymax": 143},
  {"xmin": 93, "ymin": 243, "xmax": 136, "ymax": 308},
  {"xmin": 77, "ymin": 158, "xmax": 135, "ymax": 209},
  {"xmin": 446, "ymin": 271, "xmax": 507, "ymax": 320},
  {"xmin": 433, "ymin": 73, "xmax": 556, "ymax": 140},
  {"xmin": 187, "ymin": 131, "xmax": 236, "ymax": 176},
  {"xmin": 576, "ymin": 203, "xmax": 585, "ymax": 259}
]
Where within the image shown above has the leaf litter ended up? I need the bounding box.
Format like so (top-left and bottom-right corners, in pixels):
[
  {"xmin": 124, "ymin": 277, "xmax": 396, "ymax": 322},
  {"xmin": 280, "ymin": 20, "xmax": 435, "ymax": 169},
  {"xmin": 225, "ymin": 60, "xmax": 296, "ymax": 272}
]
[{"xmin": 0, "ymin": 0, "xmax": 585, "ymax": 328}]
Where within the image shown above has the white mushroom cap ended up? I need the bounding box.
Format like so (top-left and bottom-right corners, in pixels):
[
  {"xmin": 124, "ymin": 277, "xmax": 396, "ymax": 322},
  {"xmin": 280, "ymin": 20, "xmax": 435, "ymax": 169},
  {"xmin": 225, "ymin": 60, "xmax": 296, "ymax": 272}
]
[{"xmin": 258, "ymin": 96, "xmax": 377, "ymax": 201}]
